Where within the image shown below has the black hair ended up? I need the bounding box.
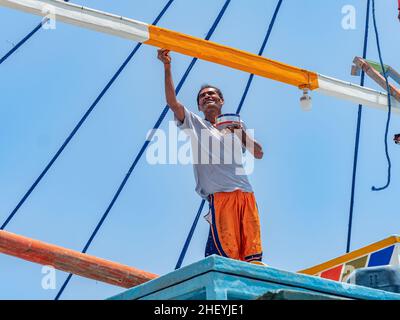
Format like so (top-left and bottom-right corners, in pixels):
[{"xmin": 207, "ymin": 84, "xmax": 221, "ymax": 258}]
[{"xmin": 197, "ymin": 84, "xmax": 224, "ymax": 105}]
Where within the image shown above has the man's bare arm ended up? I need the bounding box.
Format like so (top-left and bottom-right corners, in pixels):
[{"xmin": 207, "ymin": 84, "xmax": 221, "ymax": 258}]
[
  {"xmin": 241, "ymin": 130, "xmax": 264, "ymax": 159},
  {"xmin": 230, "ymin": 126, "xmax": 263, "ymax": 159},
  {"xmin": 157, "ymin": 49, "xmax": 185, "ymax": 122}
]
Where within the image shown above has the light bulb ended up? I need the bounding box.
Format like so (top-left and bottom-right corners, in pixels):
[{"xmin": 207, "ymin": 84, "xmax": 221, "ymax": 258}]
[{"xmin": 300, "ymin": 89, "xmax": 312, "ymax": 111}]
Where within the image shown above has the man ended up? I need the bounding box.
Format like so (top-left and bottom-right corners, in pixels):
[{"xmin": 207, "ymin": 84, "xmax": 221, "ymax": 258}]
[{"xmin": 157, "ymin": 48, "xmax": 265, "ymax": 263}]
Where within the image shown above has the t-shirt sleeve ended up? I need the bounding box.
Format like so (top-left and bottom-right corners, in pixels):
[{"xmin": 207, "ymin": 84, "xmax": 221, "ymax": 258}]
[{"xmin": 174, "ymin": 106, "xmax": 205, "ymax": 131}]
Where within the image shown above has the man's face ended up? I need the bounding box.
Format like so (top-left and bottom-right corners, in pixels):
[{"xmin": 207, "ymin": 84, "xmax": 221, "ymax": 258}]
[{"xmin": 198, "ymin": 88, "xmax": 224, "ymax": 113}]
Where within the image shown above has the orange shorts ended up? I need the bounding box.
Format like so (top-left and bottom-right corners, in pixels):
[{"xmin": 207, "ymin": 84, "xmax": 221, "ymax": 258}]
[{"xmin": 205, "ymin": 190, "xmax": 263, "ymax": 262}]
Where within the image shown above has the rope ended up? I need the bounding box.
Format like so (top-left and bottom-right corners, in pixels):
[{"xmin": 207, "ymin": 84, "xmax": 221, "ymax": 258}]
[
  {"xmin": 0, "ymin": 19, "xmax": 46, "ymax": 66},
  {"xmin": 236, "ymin": 0, "xmax": 283, "ymax": 115},
  {"xmin": 346, "ymin": 0, "xmax": 371, "ymax": 253},
  {"xmin": 371, "ymin": 0, "xmax": 392, "ymax": 192},
  {"xmin": 54, "ymin": 0, "xmax": 232, "ymax": 300},
  {"xmin": 0, "ymin": 0, "xmax": 70, "ymax": 66},
  {"xmin": 0, "ymin": 0, "xmax": 175, "ymax": 231},
  {"xmin": 175, "ymin": 0, "xmax": 284, "ymax": 270},
  {"xmin": 175, "ymin": 200, "xmax": 206, "ymax": 270}
]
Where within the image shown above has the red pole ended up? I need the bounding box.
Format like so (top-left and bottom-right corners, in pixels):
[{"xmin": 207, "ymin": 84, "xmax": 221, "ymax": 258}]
[{"xmin": 0, "ymin": 230, "xmax": 157, "ymax": 288}]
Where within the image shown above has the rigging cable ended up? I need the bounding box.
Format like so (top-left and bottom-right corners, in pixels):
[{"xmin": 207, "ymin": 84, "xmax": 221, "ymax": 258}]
[
  {"xmin": 0, "ymin": 0, "xmax": 175, "ymax": 230},
  {"xmin": 346, "ymin": 0, "xmax": 371, "ymax": 253},
  {"xmin": 54, "ymin": 0, "xmax": 232, "ymax": 300},
  {"xmin": 0, "ymin": 1, "xmax": 70, "ymax": 66},
  {"xmin": 371, "ymin": 0, "xmax": 393, "ymax": 192}
]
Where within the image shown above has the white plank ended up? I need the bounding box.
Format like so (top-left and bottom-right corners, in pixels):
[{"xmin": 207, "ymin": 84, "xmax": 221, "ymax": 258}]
[
  {"xmin": 317, "ymin": 74, "xmax": 400, "ymax": 114},
  {"xmin": 0, "ymin": 0, "xmax": 150, "ymax": 42}
]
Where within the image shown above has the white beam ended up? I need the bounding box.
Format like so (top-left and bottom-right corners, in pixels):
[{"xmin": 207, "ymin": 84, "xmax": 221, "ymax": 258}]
[
  {"xmin": 317, "ymin": 74, "xmax": 400, "ymax": 114},
  {"xmin": 0, "ymin": 0, "xmax": 150, "ymax": 42}
]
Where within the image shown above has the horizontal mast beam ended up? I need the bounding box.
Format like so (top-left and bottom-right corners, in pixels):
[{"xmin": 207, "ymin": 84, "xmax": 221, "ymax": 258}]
[
  {"xmin": 0, "ymin": 0, "xmax": 398, "ymax": 113},
  {"xmin": 0, "ymin": 0, "xmax": 319, "ymax": 89},
  {"xmin": 317, "ymin": 74, "xmax": 400, "ymax": 114},
  {"xmin": 0, "ymin": 0, "xmax": 150, "ymax": 42}
]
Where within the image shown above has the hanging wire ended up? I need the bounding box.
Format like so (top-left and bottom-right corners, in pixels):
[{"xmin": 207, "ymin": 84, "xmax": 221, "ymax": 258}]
[
  {"xmin": 175, "ymin": 0, "xmax": 284, "ymax": 270},
  {"xmin": 0, "ymin": 0, "xmax": 175, "ymax": 230},
  {"xmin": 54, "ymin": 0, "xmax": 232, "ymax": 300},
  {"xmin": 371, "ymin": 0, "xmax": 392, "ymax": 192},
  {"xmin": 346, "ymin": 0, "xmax": 371, "ymax": 253}
]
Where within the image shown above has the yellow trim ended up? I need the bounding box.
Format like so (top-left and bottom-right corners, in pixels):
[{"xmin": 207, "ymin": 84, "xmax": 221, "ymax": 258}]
[
  {"xmin": 299, "ymin": 236, "xmax": 400, "ymax": 275},
  {"xmin": 146, "ymin": 25, "xmax": 319, "ymax": 90}
]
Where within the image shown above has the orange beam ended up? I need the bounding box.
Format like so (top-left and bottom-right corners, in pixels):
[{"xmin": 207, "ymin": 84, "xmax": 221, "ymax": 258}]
[
  {"xmin": 0, "ymin": 230, "xmax": 157, "ymax": 288},
  {"xmin": 146, "ymin": 25, "xmax": 319, "ymax": 90}
]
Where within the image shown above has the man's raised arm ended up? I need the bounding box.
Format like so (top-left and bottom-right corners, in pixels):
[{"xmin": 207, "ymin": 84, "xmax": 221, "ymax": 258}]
[{"xmin": 157, "ymin": 49, "xmax": 185, "ymax": 122}]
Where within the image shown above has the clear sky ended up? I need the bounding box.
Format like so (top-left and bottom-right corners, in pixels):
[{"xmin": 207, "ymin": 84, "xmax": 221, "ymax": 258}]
[{"xmin": 0, "ymin": 0, "xmax": 399, "ymax": 300}]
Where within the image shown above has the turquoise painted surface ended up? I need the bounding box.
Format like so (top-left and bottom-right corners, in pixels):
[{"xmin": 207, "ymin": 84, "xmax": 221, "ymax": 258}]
[{"xmin": 108, "ymin": 255, "xmax": 400, "ymax": 300}]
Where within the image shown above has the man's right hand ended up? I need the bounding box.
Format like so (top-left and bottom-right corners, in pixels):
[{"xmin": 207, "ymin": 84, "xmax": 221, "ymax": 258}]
[
  {"xmin": 394, "ymin": 134, "xmax": 400, "ymax": 144},
  {"xmin": 158, "ymin": 48, "xmax": 171, "ymax": 65},
  {"xmin": 158, "ymin": 48, "xmax": 185, "ymax": 122}
]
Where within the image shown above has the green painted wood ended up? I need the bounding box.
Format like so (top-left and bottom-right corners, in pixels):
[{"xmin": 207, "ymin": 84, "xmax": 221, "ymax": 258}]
[
  {"xmin": 365, "ymin": 59, "xmax": 400, "ymax": 84},
  {"xmin": 366, "ymin": 59, "xmax": 390, "ymax": 73}
]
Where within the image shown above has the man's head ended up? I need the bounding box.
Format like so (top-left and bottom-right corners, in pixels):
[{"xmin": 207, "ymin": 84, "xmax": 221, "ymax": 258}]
[{"xmin": 197, "ymin": 85, "xmax": 224, "ymax": 123}]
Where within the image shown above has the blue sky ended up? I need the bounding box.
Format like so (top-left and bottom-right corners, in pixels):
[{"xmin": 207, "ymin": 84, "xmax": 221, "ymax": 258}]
[{"xmin": 0, "ymin": 0, "xmax": 399, "ymax": 299}]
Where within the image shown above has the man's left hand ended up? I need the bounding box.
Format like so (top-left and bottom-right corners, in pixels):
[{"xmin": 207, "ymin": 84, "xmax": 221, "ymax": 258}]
[{"xmin": 226, "ymin": 123, "xmax": 243, "ymax": 133}]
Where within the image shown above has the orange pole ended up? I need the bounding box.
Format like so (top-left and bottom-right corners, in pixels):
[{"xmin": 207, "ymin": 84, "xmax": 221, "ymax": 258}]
[
  {"xmin": 146, "ymin": 25, "xmax": 320, "ymax": 90},
  {"xmin": 0, "ymin": 230, "xmax": 157, "ymax": 288}
]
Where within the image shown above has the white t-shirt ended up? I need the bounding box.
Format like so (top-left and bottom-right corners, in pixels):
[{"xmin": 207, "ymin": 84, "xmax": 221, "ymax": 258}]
[{"xmin": 175, "ymin": 106, "xmax": 253, "ymax": 199}]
